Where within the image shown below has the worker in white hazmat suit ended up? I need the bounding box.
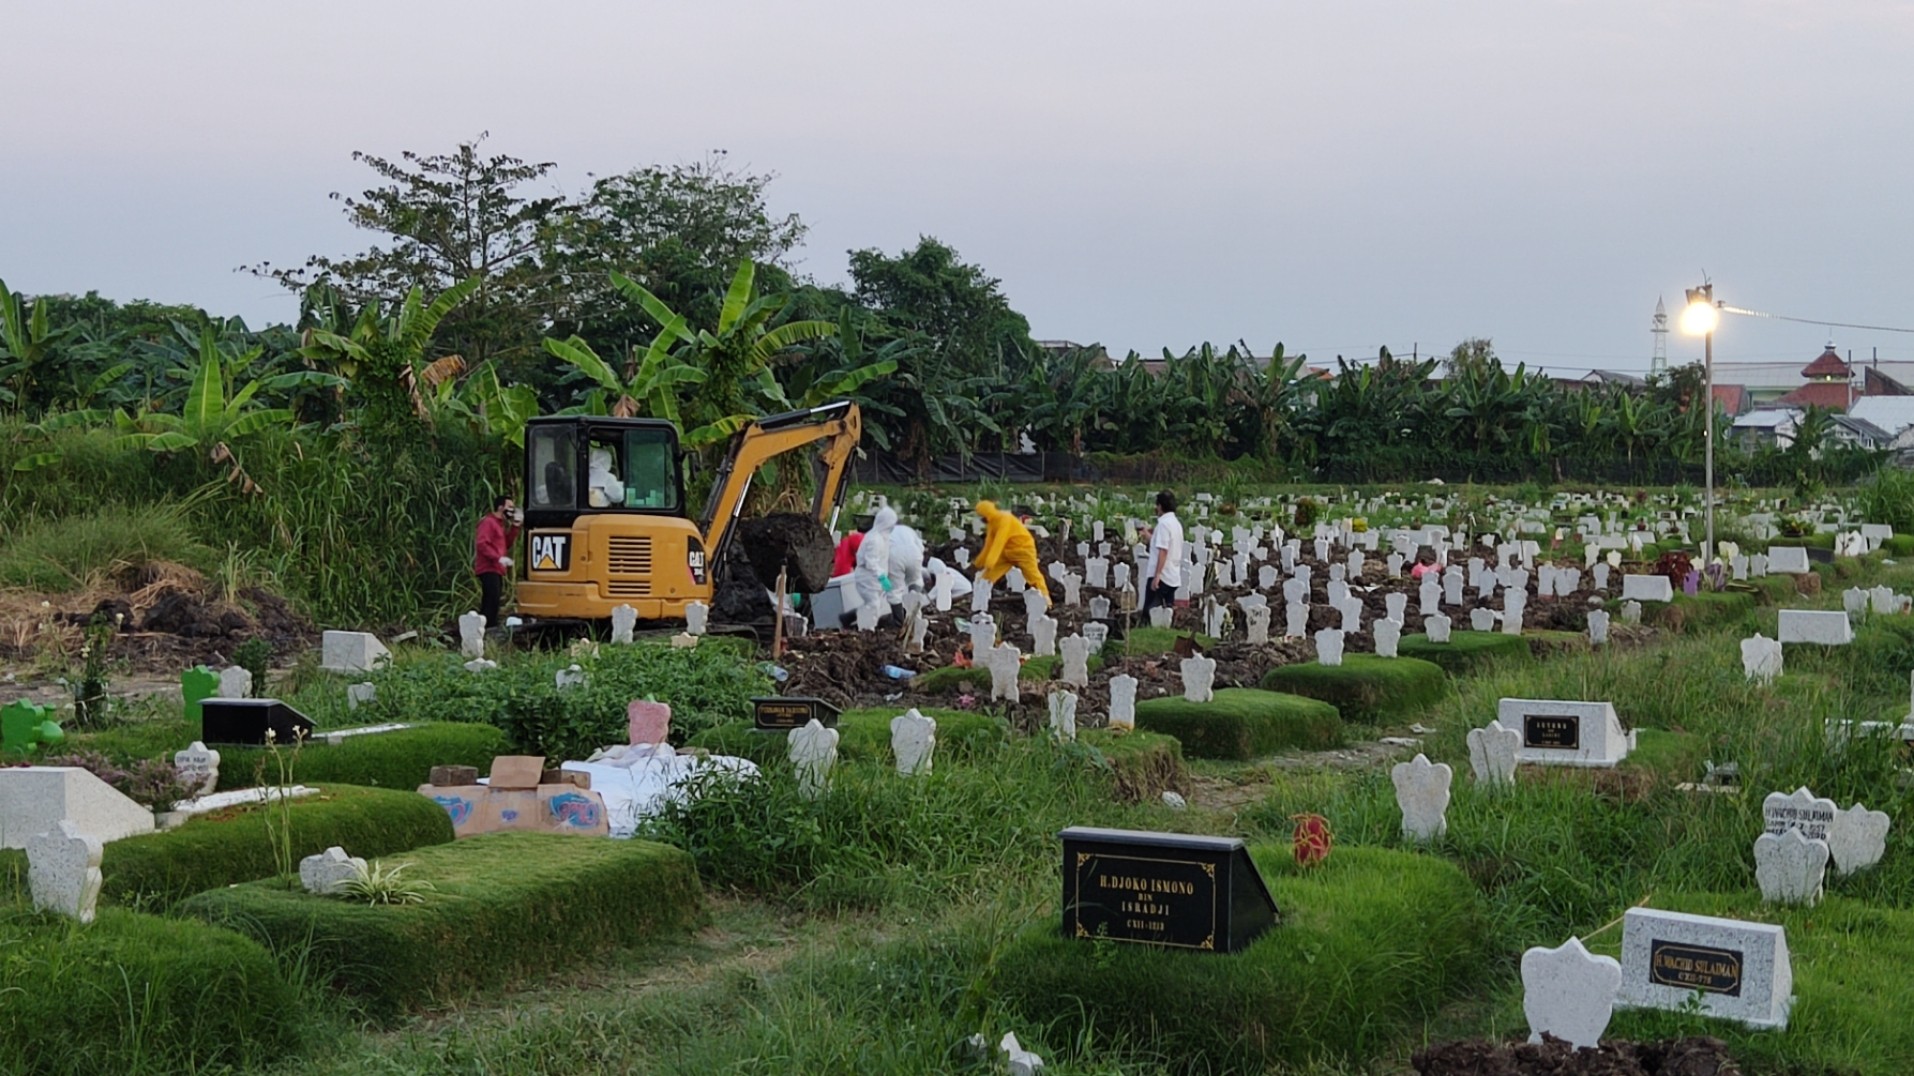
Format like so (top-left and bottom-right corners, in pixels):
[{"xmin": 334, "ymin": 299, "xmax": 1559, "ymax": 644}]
[{"xmin": 850, "ymin": 506, "xmax": 899, "ymax": 629}]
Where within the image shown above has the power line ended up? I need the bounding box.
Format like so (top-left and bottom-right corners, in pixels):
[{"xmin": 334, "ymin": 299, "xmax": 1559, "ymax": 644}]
[{"xmin": 1722, "ymin": 304, "xmax": 1914, "ymax": 336}]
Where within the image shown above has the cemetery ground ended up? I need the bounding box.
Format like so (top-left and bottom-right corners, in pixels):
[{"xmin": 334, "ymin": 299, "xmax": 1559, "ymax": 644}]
[{"xmin": 3, "ymin": 485, "xmax": 1914, "ymax": 1074}]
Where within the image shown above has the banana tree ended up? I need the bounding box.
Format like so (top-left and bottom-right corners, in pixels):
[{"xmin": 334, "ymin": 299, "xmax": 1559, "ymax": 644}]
[
  {"xmin": 115, "ymin": 326, "xmax": 333, "ymax": 453},
  {"xmin": 607, "ymin": 263, "xmax": 835, "ymax": 450},
  {"xmin": 541, "ymin": 332, "xmax": 707, "ymax": 426},
  {"xmin": 299, "ymin": 277, "xmax": 480, "ymax": 433},
  {"xmin": 0, "ymin": 278, "xmax": 74, "ymax": 415}
]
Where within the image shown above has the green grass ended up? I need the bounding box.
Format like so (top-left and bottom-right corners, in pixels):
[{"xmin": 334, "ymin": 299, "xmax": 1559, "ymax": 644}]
[
  {"xmin": 215, "ymin": 722, "xmax": 509, "ymax": 792},
  {"xmin": 1080, "ymin": 728, "xmax": 1186, "ymax": 802},
  {"xmin": 1397, "ymin": 630, "xmax": 1532, "ymax": 674},
  {"xmin": 688, "ymin": 708, "xmax": 1011, "ymax": 766},
  {"xmin": 1643, "ymin": 590, "xmax": 1759, "ymax": 632},
  {"xmin": 1135, "ymin": 687, "xmax": 1344, "ymax": 759},
  {"xmin": 0, "ymin": 783, "xmax": 453, "ymax": 910},
  {"xmin": 179, "ymin": 832, "xmax": 705, "ymax": 1019},
  {"xmin": 1595, "ymin": 894, "xmax": 1914, "ymax": 1075},
  {"xmin": 1121, "ymin": 626, "xmax": 1216, "ymax": 655},
  {"xmin": 0, "ymin": 500, "xmax": 216, "ymax": 591},
  {"xmin": 0, "ymin": 906, "xmax": 301, "ymax": 1075},
  {"xmin": 1259, "ymin": 654, "xmax": 1448, "ymax": 724},
  {"xmin": 912, "ymin": 654, "xmax": 1103, "ymax": 695},
  {"xmin": 993, "ymin": 845, "xmax": 1488, "ymax": 1070}
]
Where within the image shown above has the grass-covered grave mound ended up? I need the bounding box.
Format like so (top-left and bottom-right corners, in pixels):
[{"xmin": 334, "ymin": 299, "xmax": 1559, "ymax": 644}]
[
  {"xmin": 178, "ymin": 831, "xmax": 704, "ymax": 1018},
  {"xmin": 0, "ymin": 784, "xmax": 453, "ymax": 910},
  {"xmin": 1135, "ymin": 687, "xmax": 1343, "ymax": 760},
  {"xmin": 1259, "ymin": 654, "xmax": 1447, "ymax": 724},
  {"xmin": 0, "ymin": 907, "xmax": 301, "ymax": 1076},
  {"xmin": 215, "ymin": 722, "xmax": 508, "ymax": 792},
  {"xmin": 994, "ymin": 845, "xmax": 1487, "ymax": 1069},
  {"xmin": 1397, "ymin": 629, "xmax": 1532, "ymax": 674},
  {"xmin": 690, "ymin": 708, "xmax": 1009, "ymax": 766}
]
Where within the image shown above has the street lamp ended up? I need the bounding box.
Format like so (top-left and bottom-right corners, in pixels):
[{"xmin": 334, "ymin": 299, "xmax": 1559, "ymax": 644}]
[{"xmin": 1682, "ymin": 284, "xmax": 1721, "ymax": 562}]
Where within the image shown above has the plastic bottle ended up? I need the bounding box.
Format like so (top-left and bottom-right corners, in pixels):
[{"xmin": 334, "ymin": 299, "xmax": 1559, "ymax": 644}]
[{"xmin": 880, "ymin": 665, "xmax": 915, "ymax": 681}]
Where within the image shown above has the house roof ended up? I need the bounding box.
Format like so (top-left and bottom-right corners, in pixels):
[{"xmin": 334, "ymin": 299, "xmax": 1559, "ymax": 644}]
[
  {"xmin": 1801, "ymin": 347, "xmax": 1851, "ymax": 380},
  {"xmin": 1733, "ymin": 408, "xmax": 1799, "ymax": 430},
  {"xmin": 1583, "ymin": 369, "xmax": 1645, "ymax": 386},
  {"xmin": 1848, "ymin": 396, "xmax": 1914, "ymax": 436},
  {"xmin": 1711, "ymin": 384, "xmax": 1749, "ymax": 416},
  {"xmin": 1831, "ymin": 414, "xmax": 1890, "ymax": 442},
  {"xmin": 1773, "ymin": 381, "xmax": 1854, "ymax": 411}
]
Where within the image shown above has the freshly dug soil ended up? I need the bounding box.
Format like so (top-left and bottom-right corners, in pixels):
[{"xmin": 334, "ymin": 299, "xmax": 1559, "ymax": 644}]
[
  {"xmin": 1413, "ymin": 1035, "xmax": 1740, "ymax": 1076},
  {"xmin": 712, "ymin": 543, "xmax": 775, "ymax": 624},
  {"xmin": 736, "ymin": 513, "xmax": 835, "ymax": 593}
]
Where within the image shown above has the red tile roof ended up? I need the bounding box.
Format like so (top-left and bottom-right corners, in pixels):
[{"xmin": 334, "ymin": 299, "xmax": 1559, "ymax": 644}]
[
  {"xmin": 1774, "ymin": 381, "xmax": 1855, "ymax": 411},
  {"xmin": 1711, "ymin": 384, "xmax": 1749, "ymax": 415},
  {"xmin": 1801, "ymin": 347, "xmax": 1850, "ymax": 380}
]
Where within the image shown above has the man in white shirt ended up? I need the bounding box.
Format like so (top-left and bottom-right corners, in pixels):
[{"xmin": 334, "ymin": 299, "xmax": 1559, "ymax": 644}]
[{"xmin": 1141, "ymin": 490, "xmax": 1184, "ymax": 617}]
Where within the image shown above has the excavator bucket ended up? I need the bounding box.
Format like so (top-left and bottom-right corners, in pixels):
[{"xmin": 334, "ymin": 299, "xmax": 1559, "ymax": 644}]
[{"xmin": 734, "ymin": 513, "xmax": 835, "ymax": 593}]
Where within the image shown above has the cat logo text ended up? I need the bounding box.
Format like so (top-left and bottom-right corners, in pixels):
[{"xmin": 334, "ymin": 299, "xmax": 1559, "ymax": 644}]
[{"xmin": 530, "ymin": 532, "xmax": 571, "ymax": 573}]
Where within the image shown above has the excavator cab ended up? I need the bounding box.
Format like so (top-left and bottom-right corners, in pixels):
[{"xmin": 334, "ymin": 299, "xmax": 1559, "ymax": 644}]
[
  {"xmin": 512, "ymin": 402, "xmax": 860, "ymax": 627},
  {"xmin": 516, "ymin": 417, "xmax": 706, "ymax": 623}
]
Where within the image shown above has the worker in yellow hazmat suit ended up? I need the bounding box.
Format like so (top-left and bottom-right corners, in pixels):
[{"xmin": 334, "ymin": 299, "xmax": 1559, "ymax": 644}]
[{"xmin": 974, "ymin": 500, "xmax": 1050, "ymax": 603}]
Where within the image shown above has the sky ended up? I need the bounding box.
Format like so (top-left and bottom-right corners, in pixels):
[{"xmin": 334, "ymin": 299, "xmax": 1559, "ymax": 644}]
[{"xmin": 8, "ymin": 0, "xmax": 1914, "ymax": 377}]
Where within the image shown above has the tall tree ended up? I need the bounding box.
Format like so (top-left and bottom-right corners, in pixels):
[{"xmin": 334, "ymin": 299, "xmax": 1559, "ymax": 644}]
[
  {"xmin": 553, "ymin": 152, "xmax": 807, "ymax": 344},
  {"xmin": 847, "ymin": 237, "xmax": 1033, "ymax": 376},
  {"xmin": 250, "ymin": 134, "xmax": 566, "ymax": 376}
]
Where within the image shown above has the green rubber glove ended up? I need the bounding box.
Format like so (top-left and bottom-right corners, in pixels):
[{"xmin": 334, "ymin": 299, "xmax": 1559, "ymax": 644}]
[{"xmin": 880, "ymin": 575, "xmax": 894, "ymax": 593}]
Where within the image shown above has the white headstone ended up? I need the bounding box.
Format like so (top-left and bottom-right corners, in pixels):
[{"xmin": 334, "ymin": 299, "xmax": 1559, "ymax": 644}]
[
  {"xmin": 1776, "ymin": 609, "xmax": 1853, "ymax": 646},
  {"xmin": 1592, "ymin": 563, "xmax": 1610, "ymax": 591},
  {"xmin": 984, "ymin": 644, "xmax": 1021, "ymax": 702},
  {"xmin": 1762, "ymin": 786, "xmax": 1837, "ymax": 841},
  {"xmin": 1466, "ymin": 720, "xmax": 1520, "ymax": 788},
  {"xmin": 1621, "ymin": 600, "xmax": 1642, "ymax": 624},
  {"xmin": 788, "ymin": 719, "xmax": 839, "ymax": 799},
  {"xmin": 1391, "ymin": 753, "xmax": 1452, "ymax": 843},
  {"xmin": 1425, "ymin": 613, "xmax": 1452, "ymax": 643},
  {"xmin": 321, "ymin": 630, "xmax": 391, "ymax": 673},
  {"xmin": 218, "ymin": 665, "xmax": 254, "ymax": 700},
  {"xmin": 1284, "ymin": 601, "xmax": 1308, "ymax": 639},
  {"xmin": 1499, "ymin": 699, "xmax": 1635, "ymax": 767},
  {"xmin": 1617, "ymin": 908, "xmax": 1792, "ymax": 1029},
  {"xmin": 1108, "ymin": 674, "xmax": 1138, "ymax": 731},
  {"xmin": 1767, "ymin": 546, "xmax": 1811, "ymax": 574},
  {"xmin": 610, "ymin": 604, "xmax": 637, "ymax": 644},
  {"xmin": 1373, "ymin": 619, "xmax": 1402, "ymax": 658},
  {"xmin": 299, "ymin": 845, "xmax": 366, "ymax": 895},
  {"xmin": 556, "ymin": 663, "xmax": 588, "ymax": 690},
  {"xmin": 0, "ymin": 767, "xmax": 156, "ymax": 849},
  {"xmin": 891, "ymin": 709, "xmax": 937, "ymax": 776},
  {"xmin": 1501, "ymin": 590, "xmax": 1526, "ymax": 635},
  {"xmin": 173, "ymin": 741, "xmax": 221, "ymax": 797},
  {"xmin": 1149, "ymin": 606, "xmax": 1173, "ymax": 629},
  {"xmin": 968, "ymin": 613, "xmax": 996, "ymax": 656},
  {"xmin": 1620, "ymin": 575, "xmax": 1673, "ymax": 603},
  {"xmin": 1246, "ymin": 604, "xmax": 1271, "ymax": 645},
  {"xmin": 1753, "ymin": 828, "xmax": 1828, "ymax": 906},
  {"xmin": 1469, "ymin": 608, "xmax": 1497, "ymax": 632},
  {"xmin": 1315, "ymin": 628, "xmax": 1344, "ymax": 666},
  {"xmin": 1741, "ymin": 634, "xmax": 1783, "ymax": 683},
  {"xmin": 1587, "ymin": 609, "xmax": 1610, "ymax": 646},
  {"xmin": 1031, "ymin": 614, "xmax": 1059, "ymax": 658},
  {"xmin": 1023, "ymin": 587, "xmax": 1048, "ymax": 625},
  {"xmin": 1180, "ymin": 655, "xmax": 1216, "ymax": 703},
  {"xmin": 684, "ymin": 600, "xmax": 710, "ymax": 636},
  {"xmin": 1059, "ymin": 635, "xmax": 1092, "ymax": 688},
  {"xmin": 27, "ymin": 820, "xmax": 103, "ymax": 923},
  {"xmin": 459, "ymin": 612, "xmax": 487, "ymax": 659},
  {"xmin": 1827, "ymin": 804, "xmax": 1890, "ymax": 876},
  {"xmin": 1522, "ymin": 936, "xmax": 1623, "ymax": 1049},
  {"xmin": 1047, "ymin": 689, "xmax": 1079, "ymax": 742},
  {"xmin": 971, "ymin": 575, "xmax": 991, "ymax": 614},
  {"xmin": 346, "ymin": 682, "xmax": 376, "ymax": 709}
]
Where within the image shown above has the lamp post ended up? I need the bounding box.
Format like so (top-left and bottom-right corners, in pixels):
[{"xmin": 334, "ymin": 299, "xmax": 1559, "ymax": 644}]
[{"xmin": 1681, "ymin": 285, "xmax": 1722, "ymax": 562}]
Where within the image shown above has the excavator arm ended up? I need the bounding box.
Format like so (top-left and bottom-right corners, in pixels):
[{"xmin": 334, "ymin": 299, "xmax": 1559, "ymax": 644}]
[{"xmin": 699, "ymin": 400, "xmax": 862, "ymax": 564}]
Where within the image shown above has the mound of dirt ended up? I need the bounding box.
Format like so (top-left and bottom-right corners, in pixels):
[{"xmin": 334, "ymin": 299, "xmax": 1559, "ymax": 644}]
[
  {"xmin": 1413, "ymin": 1035, "xmax": 1739, "ymax": 1076},
  {"xmin": 736, "ymin": 513, "xmax": 835, "ymax": 593}
]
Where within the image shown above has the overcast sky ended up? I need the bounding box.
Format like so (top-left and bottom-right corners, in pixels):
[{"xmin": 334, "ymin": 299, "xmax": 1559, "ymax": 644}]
[{"xmin": 8, "ymin": 0, "xmax": 1913, "ymax": 375}]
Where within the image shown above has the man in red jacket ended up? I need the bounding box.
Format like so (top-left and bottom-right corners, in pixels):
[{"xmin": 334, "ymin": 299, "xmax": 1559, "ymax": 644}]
[{"xmin": 474, "ymin": 496, "xmax": 520, "ymax": 628}]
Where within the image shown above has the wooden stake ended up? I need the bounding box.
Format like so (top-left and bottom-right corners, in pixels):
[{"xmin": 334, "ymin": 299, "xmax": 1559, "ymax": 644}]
[{"xmin": 772, "ymin": 567, "xmax": 788, "ymax": 659}]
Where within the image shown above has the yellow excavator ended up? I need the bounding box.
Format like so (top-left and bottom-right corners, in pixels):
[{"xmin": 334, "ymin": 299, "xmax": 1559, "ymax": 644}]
[{"xmin": 512, "ymin": 400, "xmax": 860, "ymax": 626}]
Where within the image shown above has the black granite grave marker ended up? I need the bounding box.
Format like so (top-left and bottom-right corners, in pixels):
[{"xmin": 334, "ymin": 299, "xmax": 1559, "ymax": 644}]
[
  {"xmin": 1522, "ymin": 713, "xmax": 1581, "ymax": 750},
  {"xmin": 1061, "ymin": 826, "xmax": 1279, "ymax": 953},
  {"xmin": 752, "ymin": 696, "xmax": 841, "ymax": 732},
  {"xmin": 201, "ymin": 698, "xmax": 316, "ymax": 746}
]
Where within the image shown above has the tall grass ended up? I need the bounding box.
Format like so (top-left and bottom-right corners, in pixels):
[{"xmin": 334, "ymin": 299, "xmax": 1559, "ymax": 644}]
[{"xmin": 0, "ymin": 501, "xmax": 214, "ymax": 591}]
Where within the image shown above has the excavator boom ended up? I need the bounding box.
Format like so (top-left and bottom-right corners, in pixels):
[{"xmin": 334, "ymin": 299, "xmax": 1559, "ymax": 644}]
[{"xmin": 699, "ymin": 400, "xmax": 861, "ymax": 566}]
